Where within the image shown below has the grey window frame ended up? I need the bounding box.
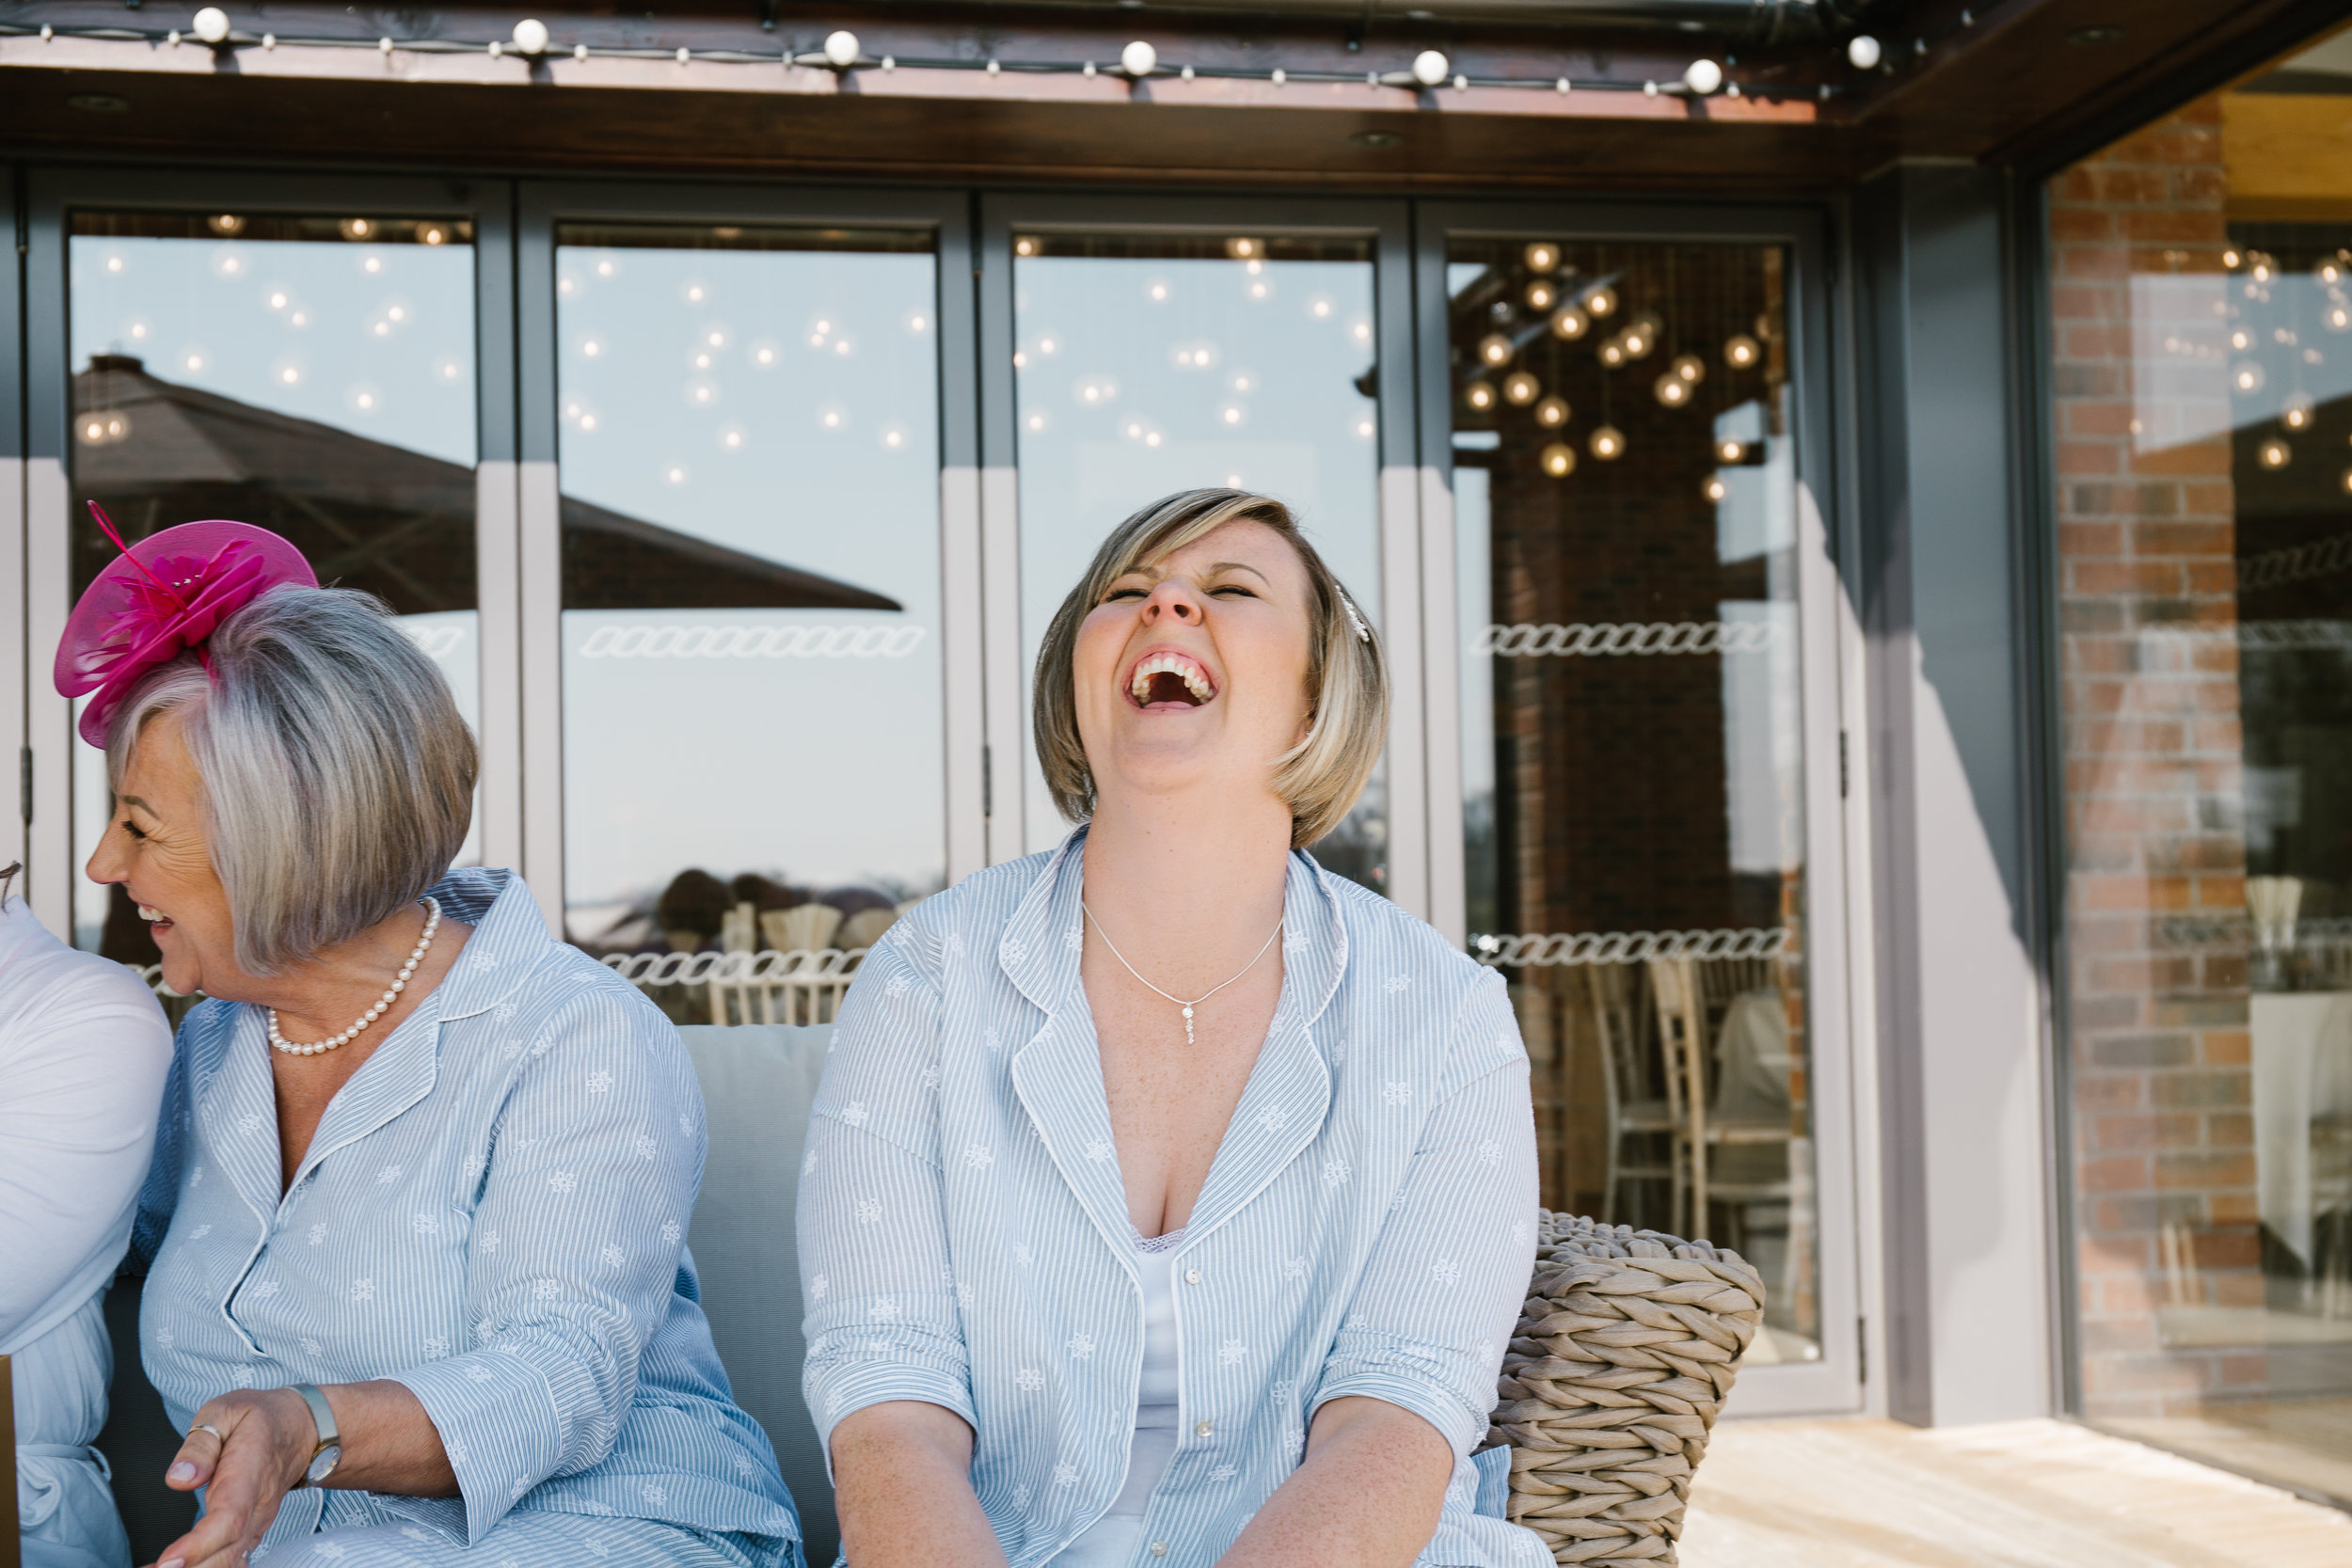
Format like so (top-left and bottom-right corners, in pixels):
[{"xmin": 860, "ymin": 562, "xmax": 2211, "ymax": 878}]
[
  {"xmin": 513, "ymin": 180, "xmax": 982, "ymax": 929},
  {"xmin": 1415, "ymin": 198, "xmax": 1866, "ymax": 1418}
]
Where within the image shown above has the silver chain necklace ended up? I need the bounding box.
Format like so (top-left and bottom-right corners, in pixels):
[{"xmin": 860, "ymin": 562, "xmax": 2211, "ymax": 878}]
[{"xmin": 1082, "ymin": 902, "xmax": 1283, "ymax": 1046}]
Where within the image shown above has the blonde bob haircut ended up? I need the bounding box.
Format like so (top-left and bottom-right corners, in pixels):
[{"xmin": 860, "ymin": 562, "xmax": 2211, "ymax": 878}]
[
  {"xmin": 104, "ymin": 586, "xmax": 478, "ymax": 976},
  {"xmin": 1033, "ymin": 487, "xmax": 1388, "ymax": 848}
]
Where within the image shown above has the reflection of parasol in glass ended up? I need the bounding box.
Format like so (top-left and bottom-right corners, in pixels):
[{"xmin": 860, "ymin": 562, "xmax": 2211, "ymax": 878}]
[{"xmin": 70, "ymin": 354, "xmax": 901, "ymax": 612}]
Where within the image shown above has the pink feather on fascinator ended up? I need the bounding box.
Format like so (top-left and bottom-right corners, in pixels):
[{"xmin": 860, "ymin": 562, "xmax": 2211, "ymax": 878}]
[{"xmin": 54, "ymin": 503, "xmax": 317, "ymax": 747}]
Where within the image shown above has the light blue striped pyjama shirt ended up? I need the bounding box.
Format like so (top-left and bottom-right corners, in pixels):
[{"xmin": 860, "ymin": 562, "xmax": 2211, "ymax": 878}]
[
  {"xmin": 800, "ymin": 829, "xmax": 1548, "ymax": 1567},
  {"xmin": 132, "ymin": 868, "xmax": 802, "ymax": 1567}
]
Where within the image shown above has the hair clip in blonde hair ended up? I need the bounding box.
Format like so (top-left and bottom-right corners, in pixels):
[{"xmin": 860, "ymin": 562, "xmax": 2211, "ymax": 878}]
[{"xmin": 1339, "ymin": 594, "xmax": 1372, "ymax": 643}]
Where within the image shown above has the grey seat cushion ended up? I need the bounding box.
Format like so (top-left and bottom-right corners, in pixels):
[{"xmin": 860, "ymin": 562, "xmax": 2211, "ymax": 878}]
[{"xmin": 678, "ymin": 1023, "xmax": 836, "ymax": 1565}]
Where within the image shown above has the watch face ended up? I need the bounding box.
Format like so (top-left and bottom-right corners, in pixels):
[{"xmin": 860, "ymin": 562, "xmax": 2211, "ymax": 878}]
[{"xmin": 305, "ymin": 1445, "xmax": 342, "ymax": 1485}]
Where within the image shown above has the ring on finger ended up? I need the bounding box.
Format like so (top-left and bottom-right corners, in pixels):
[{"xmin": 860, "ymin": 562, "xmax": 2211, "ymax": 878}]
[{"xmin": 188, "ymin": 1422, "xmax": 226, "ymax": 1443}]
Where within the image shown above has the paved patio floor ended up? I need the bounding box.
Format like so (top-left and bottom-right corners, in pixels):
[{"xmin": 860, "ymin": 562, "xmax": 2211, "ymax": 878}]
[{"xmin": 1678, "ymin": 1417, "xmax": 2352, "ymax": 1567}]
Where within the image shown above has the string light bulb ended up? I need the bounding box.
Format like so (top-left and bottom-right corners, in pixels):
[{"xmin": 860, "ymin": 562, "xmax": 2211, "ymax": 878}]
[
  {"xmin": 1585, "ymin": 286, "xmax": 1618, "ymax": 318},
  {"xmin": 1705, "ymin": 475, "xmax": 1728, "ymax": 502},
  {"xmin": 1121, "ymin": 40, "xmax": 1157, "ymax": 76},
  {"xmin": 1671, "ymin": 352, "xmax": 1705, "ymax": 384},
  {"xmin": 1620, "ymin": 323, "xmax": 1654, "ymax": 358},
  {"xmin": 2234, "ymin": 362, "xmax": 2266, "ymax": 394},
  {"xmin": 2341, "ymin": 465, "xmax": 2352, "ymax": 496},
  {"xmin": 1550, "ymin": 305, "xmax": 1591, "ymax": 341},
  {"xmin": 2223, "ymin": 248, "xmax": 2242, "ymax": 268},
  {"xmin": 1598, "ymin": 339, "xmax": 1626, "ymax": 367},
  {"xmin": 1589, "ymin": 425, "xmax": 1625, "ymax": 460},
  {"xmin": 1684, "ymin": 58, "xmax": 1723, "ymax": 95},
  {"xmin": 1478, "ymin": 333, "xmax": 1514, "ymax": 367},
  {"xmin": 1540, "ymin": 442, "xmax": 1576, "ymax": 477},
  {"xmin": 1525, "ymin": 279, "xmax": 1558, "ymax": 311},
  {"xmin": 1724, "ymin": 333, "xmax": 1760, "ymax": 368},
  {"xmin": 1464, "ymin": 380, "xmax": 1496, "ymax": 411},
  {"xmin": 1524, "ymin": 242, "xmax": 1559, "ymax": 273},
  {"xmin": 1412, "ymin": 50, "xmax": 1450, "ymax": 87},
  {"xmin": 2283, "ymin": 393, "xmax": 2314, "ymax": 431},
  {"xmin": 1504, "ymin": 372, "xmax": 1539, "ymax": 404},
  {"xmin": 1534, "ymin": 396, "xmax": 1569, "ymax": 428},
  {"xmin": 1654, "ymin": 373, "xmax": 1692, "ymax": 407},
  {"xmin": 1848, "ymin": 35, "xmax": 1882, "ymax": 70},
  {"xmin": 1717, "ymin": 437, "xmax": 1748, "ymax": 463},
  {"xmin": 512, "ymin": 18, "xmax": 549, "ymax": 55},
  {"xmin": 192, "ymin": 7, "xmax": 230, "ymax": 44},
  {"xmin": 2260, "ymin": 436, "xmax": 2291, "ymax": 469},
  {"xmin": 824, "ymin": 30, "xmax": 860, "ymax": 67}
]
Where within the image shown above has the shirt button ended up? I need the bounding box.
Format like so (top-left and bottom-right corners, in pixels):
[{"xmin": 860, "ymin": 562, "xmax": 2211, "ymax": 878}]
[
  {"xmin": 1151, "ymin": 1543, "xmax": 1169, "ymax": 1558},
  {"xmin": 1184, "ymin": 1268, "xmax": 1202, "ymax": 1285},
  {"xmin": 1195, "ymin": 1420, "xmax": 1214, "ymax": 1437}
]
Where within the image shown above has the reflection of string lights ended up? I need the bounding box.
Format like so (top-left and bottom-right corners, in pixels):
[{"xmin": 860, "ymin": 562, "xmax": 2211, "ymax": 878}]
[
  {"xmin": 1540, "ymin": 443, "xmax": 1576, "ymax": 478},
  {"xmin": 1464, "ymin": 380, "xmax": 1496, "ymax": 411},
  {"xmin": 2260, "ymin": 437, "xmax": 2291, "ymax": 469},
  {"xmin": 1724, "ymin": 333, "xmax": 1759, "ymax": 368},
  {"xmin": 1589, "ymin": 425, "xmax": 1624, "ymax": 460},
  {"xmin": 1478, "ymin": 333, "xmax": 1514, "ymax": 367},
  {"xmin": 1705, "ymin": 476, "xmax": 1727, "ymax": 502},
  {"xmin": 1525, "ymin": 280, "xmax": 1557, "ymax": 312},
  {"xmin": 1503, "ymin": 372, "xmax": 1539, "ymax": 405},
  {"xmin": 1717, "ymin": 437, "xmax": 1747, "ymax": 463},
  {"xmin": 1654, "ymin": 373, "xmax": 1691, "ymax": 407},
  {"xmin": 1550, "ymin": 305, "xmax": 1591, "ymax": 341},
  {"xmin": 1534, "ymin": 396, "xmax": 1569, "ymax": 428}
]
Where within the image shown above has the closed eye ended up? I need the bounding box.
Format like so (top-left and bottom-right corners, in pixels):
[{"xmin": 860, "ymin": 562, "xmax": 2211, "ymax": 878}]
[
  {"xmin": 119, "ymin": 818, "xmax": 149, "ymax": 841},
  {"xmin": 1104, "ymin": 587, "xmax": 1149, "ymax": 603}
]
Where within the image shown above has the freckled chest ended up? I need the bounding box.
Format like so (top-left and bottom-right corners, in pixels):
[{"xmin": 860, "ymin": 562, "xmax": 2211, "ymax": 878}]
[{"xmin": 1083, "ymin": 942, "xmax": 1286, "ymax": 1236}]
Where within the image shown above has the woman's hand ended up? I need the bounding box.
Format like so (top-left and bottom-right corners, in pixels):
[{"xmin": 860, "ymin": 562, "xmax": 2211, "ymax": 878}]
[{"xmin": 151, "ymin": 1387, "xmax": 319, "ymax": 1568}]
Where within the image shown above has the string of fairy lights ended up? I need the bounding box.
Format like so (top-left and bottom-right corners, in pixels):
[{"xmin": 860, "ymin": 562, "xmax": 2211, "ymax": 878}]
[
  {"xmin": 1458, "ymin": 240, "xmax": 1776, "ymax": 497},
  {"xmin": 4, "ymin": 8, "xmax": 1963, "ymax": 104}
]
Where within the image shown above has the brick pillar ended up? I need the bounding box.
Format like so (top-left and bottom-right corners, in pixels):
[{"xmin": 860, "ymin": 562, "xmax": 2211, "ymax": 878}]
[{"xmin": 2049, "ymin": 100, "xmax": 2260, "ymax": 1417}]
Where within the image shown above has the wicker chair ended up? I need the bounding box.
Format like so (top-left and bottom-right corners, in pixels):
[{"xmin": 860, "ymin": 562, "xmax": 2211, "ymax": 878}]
[{"xmin": 1486, "ymin": 1212, "xmax": 1767, "ymax": 1565}]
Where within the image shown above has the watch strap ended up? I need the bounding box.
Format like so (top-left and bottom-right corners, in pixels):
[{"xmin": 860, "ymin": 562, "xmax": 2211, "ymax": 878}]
[{"xmin": 290, "ymin": 1383, "xmax": 339, "ymax": 1482}]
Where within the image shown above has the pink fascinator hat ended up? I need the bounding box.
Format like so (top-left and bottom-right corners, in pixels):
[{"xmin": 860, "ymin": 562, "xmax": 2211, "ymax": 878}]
[{"xmin": 55, "ymin": 502, "xmax": 317, "ymax": 748}]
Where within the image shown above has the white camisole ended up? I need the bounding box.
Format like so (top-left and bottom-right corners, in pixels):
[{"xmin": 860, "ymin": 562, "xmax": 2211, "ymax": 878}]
[{"xmin": 1048, "ymin": 1226, "xmax": 1186, "ymax": 1567}]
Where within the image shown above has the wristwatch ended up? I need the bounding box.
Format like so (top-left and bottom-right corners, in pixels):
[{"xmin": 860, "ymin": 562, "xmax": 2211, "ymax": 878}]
[{"xmin": 289, "ymin": 1383, "xmax": 342, "ymax": 1487}]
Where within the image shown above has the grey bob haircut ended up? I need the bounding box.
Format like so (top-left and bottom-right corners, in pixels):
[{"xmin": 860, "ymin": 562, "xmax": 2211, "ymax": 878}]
[
  {"xmin": 1033, "ymin": 487, "xmax": 1389, "ymax": 848},
  {"xmin": 106, "ymin": 586, "xmax": 478, "ymax": 976}
]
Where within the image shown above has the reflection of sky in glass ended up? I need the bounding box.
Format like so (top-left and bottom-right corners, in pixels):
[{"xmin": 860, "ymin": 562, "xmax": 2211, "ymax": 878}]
[
  {"xmin": 71, "ymin": 235, "xmax": 477, "ymax": 466},
  {"xmin": 1013, "ymin": 251, "xmax": 1381, "ymax": 855},
  {"xmin": 67, "ymin": 232, "xmax": 481, "ymax": 948},
  {"xmin": 556, "ymin": 242, "xmax": 943, "ymax": 930}
]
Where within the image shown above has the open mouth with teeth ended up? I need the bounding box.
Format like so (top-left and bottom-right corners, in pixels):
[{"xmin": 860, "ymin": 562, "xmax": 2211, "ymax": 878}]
[
  {"xmin": 136, "ymin": 901, "xmax": 175, "ymax": 935},
  {"xmin": 1126, "ymin": 649, "xmax": 1218, "ymax": 711}
]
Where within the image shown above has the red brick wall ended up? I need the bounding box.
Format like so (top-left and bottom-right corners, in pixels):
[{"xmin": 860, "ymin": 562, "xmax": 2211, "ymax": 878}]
[{"xmin": 2049, "ymin": 98, "xmax": 2262, "ymax": 1418}]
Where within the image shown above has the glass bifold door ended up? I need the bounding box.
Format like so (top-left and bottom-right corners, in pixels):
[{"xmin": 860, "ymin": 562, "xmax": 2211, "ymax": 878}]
[{"xmin": 15, "ymin": 173, "xmax": 1857, "ymax": 1415}]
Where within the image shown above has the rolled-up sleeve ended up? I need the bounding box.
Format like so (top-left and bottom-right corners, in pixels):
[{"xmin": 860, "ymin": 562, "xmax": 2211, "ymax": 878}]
[
  {"xmin": 797, "ymin": 929, "xmax": 973, "ymax": 1476},
  {"xmin": 391, "ymin": 983, "xmax": 706, "ymax": 1543},
  {"xmin": 1312, "ymin": 971, "xmax": 1538, "ymax": 1456}
]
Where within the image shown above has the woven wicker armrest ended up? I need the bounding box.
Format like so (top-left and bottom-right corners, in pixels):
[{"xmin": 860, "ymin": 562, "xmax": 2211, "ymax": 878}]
[{"xmin": 1482, "ymin": 1212, "xmax": 1766, "ymax": 1566}]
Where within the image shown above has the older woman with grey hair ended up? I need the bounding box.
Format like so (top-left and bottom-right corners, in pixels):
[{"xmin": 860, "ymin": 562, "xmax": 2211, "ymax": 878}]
[{"xmin": 62, "ymin": 517, "xmax": 800, "ymax": 1568}]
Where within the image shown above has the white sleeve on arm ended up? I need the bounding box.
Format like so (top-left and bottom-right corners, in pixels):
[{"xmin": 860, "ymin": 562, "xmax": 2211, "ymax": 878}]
[
  {"xmin": 797, "ymin": 930, "xmax": 972, "ymax": 1479},
  {"xmin": 0, "ymin": 936, "xmax": 173, "ymax": 1353},
  {"xmin": 390, "ymin": 984, "xmax": 709, "ymax": 1544},
  {"xmin": 1312, "ymin": 971, "xmax": 1539, "ymax": 1456}
]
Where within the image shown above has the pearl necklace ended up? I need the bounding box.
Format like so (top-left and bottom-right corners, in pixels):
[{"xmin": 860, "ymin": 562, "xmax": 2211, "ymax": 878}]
[
  {"xmin": 1082, "ymin": 902, "xmax": 1283, "ymax": 1047},
  {"xmin": 267, "ymin": 897, "xmax": 441, "ymax": 1057}
]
